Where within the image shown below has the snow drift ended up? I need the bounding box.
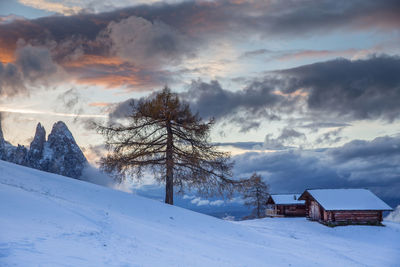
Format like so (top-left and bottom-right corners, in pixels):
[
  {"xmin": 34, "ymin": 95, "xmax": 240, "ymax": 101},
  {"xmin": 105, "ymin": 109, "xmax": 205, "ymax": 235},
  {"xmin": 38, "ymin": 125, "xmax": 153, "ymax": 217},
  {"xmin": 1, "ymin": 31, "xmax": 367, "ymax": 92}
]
[
  {"xmin": 386, "ymin": 205, "xmax": 400, "ymax": 223},
  {"xmin": 1, "ymin": 160, "xmax": 399, "ymax": 266}
]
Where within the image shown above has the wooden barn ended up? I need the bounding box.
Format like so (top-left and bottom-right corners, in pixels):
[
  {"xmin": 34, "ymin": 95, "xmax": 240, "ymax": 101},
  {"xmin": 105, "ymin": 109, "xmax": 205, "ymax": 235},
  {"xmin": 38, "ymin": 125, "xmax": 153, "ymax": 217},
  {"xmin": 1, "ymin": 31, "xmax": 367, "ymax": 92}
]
[
  {"xmin": 266, "ymin": 194, "xmax": 306, "ymax": 217},
  {"xmin": 298, "ymin": 189, "xmax": 393, "ymax": 225}
]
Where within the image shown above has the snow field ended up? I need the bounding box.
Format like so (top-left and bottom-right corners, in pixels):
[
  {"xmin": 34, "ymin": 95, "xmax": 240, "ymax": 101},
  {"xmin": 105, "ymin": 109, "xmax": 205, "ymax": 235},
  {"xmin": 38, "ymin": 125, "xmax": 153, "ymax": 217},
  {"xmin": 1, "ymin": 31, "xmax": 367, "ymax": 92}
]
[{"xmin": 1, "ymin": 160, "xmax": 399, "ymax": 266}]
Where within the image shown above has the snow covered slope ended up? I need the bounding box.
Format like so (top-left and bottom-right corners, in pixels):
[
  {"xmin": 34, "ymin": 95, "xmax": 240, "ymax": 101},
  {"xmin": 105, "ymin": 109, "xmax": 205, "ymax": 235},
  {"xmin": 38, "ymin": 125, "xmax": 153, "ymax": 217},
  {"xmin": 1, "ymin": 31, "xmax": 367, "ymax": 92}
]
[{"xmin": 1, "ymin": 160, "xmax": 399, "ymax": 267}]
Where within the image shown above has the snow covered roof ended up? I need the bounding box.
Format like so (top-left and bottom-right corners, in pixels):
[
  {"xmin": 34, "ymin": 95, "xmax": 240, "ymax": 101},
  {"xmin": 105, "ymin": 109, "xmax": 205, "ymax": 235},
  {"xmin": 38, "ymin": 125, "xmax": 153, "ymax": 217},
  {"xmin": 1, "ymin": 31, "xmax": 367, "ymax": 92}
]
[
  {"xmin": 300, "ymin": 189, "xmax": 392, "ymax": 211},
  {"xmin": 270, "ymin": 194, "xmax": 305, "ymax": 205}
]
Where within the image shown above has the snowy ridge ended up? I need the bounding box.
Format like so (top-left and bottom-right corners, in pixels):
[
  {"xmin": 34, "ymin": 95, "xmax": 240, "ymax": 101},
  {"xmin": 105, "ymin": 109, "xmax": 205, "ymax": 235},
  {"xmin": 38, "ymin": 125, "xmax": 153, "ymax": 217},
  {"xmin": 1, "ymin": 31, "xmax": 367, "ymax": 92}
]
[{"xmin": 1, "ymin": 160, "xmax": 399, "ymax": 266}]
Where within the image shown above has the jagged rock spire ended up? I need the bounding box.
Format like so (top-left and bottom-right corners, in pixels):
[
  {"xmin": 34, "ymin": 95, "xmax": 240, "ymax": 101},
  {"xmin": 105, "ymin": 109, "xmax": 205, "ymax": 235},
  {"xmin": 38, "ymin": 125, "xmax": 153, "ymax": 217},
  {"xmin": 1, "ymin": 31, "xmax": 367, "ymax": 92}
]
[
  {"xmin": 45, "ymin": 121, "xmax": 88, "ymax": 178},
  {"xmin": 28, "ymin": 123, "xmax": 46, "ymax": 168},
  {"xmin": 2, "ymin": 120, "xmax": 87, "ymax": 179}
]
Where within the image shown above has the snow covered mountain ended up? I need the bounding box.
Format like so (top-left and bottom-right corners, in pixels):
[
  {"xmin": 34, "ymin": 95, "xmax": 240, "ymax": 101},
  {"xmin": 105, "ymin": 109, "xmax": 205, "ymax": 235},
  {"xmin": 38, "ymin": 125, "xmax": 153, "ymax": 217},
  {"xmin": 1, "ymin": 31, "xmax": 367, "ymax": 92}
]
[
  {"xmin": 0, "ymin": 121, "xmax": 87, "ymax": 179},
  {"xmin": 1, "ymin": 160, "xmax": 399, "ymax": 266}
]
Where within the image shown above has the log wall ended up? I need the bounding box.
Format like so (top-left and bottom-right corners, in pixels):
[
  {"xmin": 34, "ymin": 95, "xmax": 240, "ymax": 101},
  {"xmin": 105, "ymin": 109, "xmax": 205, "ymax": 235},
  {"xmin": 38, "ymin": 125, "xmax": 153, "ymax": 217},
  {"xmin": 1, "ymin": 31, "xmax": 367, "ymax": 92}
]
[
  {"xmin": 277, "ymin": 204, "xmax": 306, "ymax": 217},
  {"xmin": 330, "ymin": 210, "xmax": 382, "ymax": 223},
  {"xmin": 300, "ymin": 192, "xmax": 385, "ymax": 225}
]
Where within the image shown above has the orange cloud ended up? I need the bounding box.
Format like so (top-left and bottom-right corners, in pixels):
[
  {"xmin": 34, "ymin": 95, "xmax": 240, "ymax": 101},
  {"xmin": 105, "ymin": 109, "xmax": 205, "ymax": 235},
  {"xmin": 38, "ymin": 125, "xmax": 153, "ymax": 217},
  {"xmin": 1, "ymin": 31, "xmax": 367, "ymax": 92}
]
[
  {"xmin": 62, "ymin": 55, "xmax": 127, "ymax": 68},
  {"xmin": 0, "ymin": 39, "xmax": 17, "ymax": 63},
  {"xmin": 0, "ymin": 51, "xmax": 15, "ymax": 64},
  {"xmin": 76, "ymin": 73, "xmax": 152, "ymax": 89},
  {"xmin": 273, "ymin": 89, "xmax": 308, "ymax": 98},
  {"xmin": 63, "ymin": 54, "xmax": 169, "ymax": 90}
]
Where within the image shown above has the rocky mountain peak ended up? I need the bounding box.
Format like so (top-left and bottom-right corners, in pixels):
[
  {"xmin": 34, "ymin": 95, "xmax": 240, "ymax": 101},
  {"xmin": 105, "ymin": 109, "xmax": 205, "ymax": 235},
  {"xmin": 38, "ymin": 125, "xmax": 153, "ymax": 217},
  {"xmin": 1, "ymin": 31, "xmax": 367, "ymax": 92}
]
[
  {"xmin": 48, "ymin": 121, "xmax": 74, "ymax": 141},
  {"xmin": 45, "ymin": 121, "xmax": 87, "ymax": 178},
  {"xmin": 28, "ymin": 123, "xmax": 46, "ymax": 168},
  {"xmin": 1, "ymin": 120, "xmax": 88, "ymax": 179},
  {"xmin": 30, "ymin": 123, "xmax": 46, "ymax": 151}
]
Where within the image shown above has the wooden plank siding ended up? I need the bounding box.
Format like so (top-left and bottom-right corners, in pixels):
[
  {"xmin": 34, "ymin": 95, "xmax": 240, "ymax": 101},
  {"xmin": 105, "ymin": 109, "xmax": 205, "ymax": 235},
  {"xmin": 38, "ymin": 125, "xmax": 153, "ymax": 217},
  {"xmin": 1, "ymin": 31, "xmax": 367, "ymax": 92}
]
[
  {"xmin": 278, "ymin": 204, "xmax": 306, "ymax": 217},
  {"xmin": 330, "ymin": 210, "xmax": 382, "ymax": 223},
  {"xmin": 266, "ymin": 195, "xmax": 306, "ymax": 217},
  {"xmin": 300, "ymin": 191, "xmax": 385, "ymax": 225}
]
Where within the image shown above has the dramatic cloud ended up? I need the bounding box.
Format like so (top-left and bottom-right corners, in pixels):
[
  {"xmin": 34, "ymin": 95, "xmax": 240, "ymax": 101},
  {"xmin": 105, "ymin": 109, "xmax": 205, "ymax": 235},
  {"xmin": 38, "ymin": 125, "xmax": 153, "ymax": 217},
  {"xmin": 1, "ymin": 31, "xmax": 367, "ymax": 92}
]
[
  {"xmin": 109, "ymin": 79, "xmax": 287, "ymax": 130},
  {"xmin": 277, "ymin": 55, "xmax": 400, "ymax": 121},
  {"xmin": 233, "ymin": 135, "xmax": 400, "ymax": 206},
  {"xmin": 105, "ymin": 16, "xmax": 196, "ymax": 68},
  {"xmin": 0, "ymin": 44, "xmax": 61, "ymax": 97},
  {"xmin": 16, "ymin": 43, "xmax": 59, "ymax": 82},
  {"xmin": 183, "ymin": 55, "xmax": 398, "ymax": 130},
  {"xmin": 182, "ymin": 79, "xmax": 289, "ymax": 131},
  {"xmin": 315, "ymin": 128, "xmax": 344, "ymax": 146},
  {"xmin": 108, "ymin": 54, "xmax": 400, "ymax": 134},
  {"xmin": 329, "ymin": 136, "xmax": 400, "ymax": 164},
  {"xmin": 1, "ymin": 0, "xmax": 399, "ymax": 90},
  {"xmin": 201, "ymin": 55, "xmax": 400, "ymax": 124},
  {"xmin": 263, "ymin": 128, "xmax": 306, "ymax": 150},
  {"xmin": 0, "ymin": 62, "xmax": 24, "ymax": 96},
  {"xmin": 63, "ymin": 55, "xmax": 174, "ymax": 89},
  {"xmin": 108, "ymin": 98, "xmax": 135, "ymax": 119},
  {"xmin": 13, "ymin": 0, "xmax": 400, "ymax": 36}
]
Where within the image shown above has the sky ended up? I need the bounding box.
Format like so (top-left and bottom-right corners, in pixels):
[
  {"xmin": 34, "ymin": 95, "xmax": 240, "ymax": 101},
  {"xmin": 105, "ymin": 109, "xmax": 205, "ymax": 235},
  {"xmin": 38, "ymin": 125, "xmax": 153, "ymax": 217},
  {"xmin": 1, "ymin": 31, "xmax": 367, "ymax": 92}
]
[{"xmin": 0, "ymin": 0, "xmax": 400, "ymax": 206}]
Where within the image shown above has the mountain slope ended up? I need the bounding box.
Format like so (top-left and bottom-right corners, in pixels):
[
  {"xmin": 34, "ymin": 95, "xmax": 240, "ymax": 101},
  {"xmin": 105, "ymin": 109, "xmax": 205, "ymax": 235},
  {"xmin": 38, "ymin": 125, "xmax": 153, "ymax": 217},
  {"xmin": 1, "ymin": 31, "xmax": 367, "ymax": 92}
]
[{"xmin": 0, "ymin": 160, "xmax": 399, "ymax": 266}]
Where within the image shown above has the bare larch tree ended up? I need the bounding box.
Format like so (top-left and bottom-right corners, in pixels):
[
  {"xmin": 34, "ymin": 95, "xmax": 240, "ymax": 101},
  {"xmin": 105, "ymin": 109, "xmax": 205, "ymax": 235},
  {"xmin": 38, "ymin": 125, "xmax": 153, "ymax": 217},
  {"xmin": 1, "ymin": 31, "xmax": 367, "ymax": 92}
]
[
  {"xmin": 243, "ymin": 173, "xmax": 270, "ymax": 218},
  {"xmin": 97, "ymin": 87, "xmax": 237, "ymax": 205}
]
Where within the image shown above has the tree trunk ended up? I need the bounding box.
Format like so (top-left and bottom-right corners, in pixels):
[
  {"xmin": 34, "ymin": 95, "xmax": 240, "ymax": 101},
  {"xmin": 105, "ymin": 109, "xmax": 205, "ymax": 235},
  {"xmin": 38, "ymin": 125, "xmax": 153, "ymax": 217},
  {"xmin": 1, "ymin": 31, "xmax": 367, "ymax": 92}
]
[{"xmin": 165, "ymin": 121, "xmax": 174, "ymax": 205}]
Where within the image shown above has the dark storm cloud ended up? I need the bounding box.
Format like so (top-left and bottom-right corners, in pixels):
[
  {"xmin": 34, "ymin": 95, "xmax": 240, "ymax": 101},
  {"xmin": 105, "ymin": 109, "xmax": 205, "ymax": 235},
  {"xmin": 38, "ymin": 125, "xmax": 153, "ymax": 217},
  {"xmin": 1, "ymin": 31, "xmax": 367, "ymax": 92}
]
[
  {"xmin": 263, "ymin": 128, "xmax": 306, "ymax": 150},
  {"xmin": 104, "ymin": 15, "xmax": 196, "ymax": 68},
  {"xmin": 0, "ymin": 62, "xmax": 24, "ymax": 96},
  {"xmin": 277, "ymin": 55, "xmax": 400, "ymax": 121},
  {"xmin": 0, "ymin": 0, "xmax": 399, "ymax": 90},
  {"xmin": 315, "ymin": 127, "xmax": 344, "ymax": 145},
  {"xmin": 182, "ymin": 79, "xmax": 287, "ymax": 131},
  {"xmin": 233, "ymin": 135, "xmax": 400, "ymax": 206},
  {"xmin": 183, "ymin": 79, "xmax": 278, "ymax": 119},
  {"xmin": 0, "ymin": 44, "xmax": 60, "ymax": 97},
  {"xmin": 109, "ymin": 54, "xmax": 400, "ymax": 132},
  {"xmin": 108, "ymin": 98, "xmax": 134, "ymax": 119},
  {"xmin": 243, "ymin": 0, "xmax": 400, "ymax": 37},
  {"xmin": 15, "ymin": 43, "xmax": 59, "ymax": 82},
  {"xmin": 1, "ymin": 0, "xmax": 399, "ymax": 61},
  {"xmin": 329, "ymin": 136, "xmax": 400, "ymax": 163},
  {"xmin": 181, "ymin": 55, "xmax": 400, "ymax": 129},
  {"xmin": 196, "ymin": 55, "xmax": 400, "ymax": 127},
  {"xmin": 108, "ymin": 78, "xmax": 286, "ymax": 131}
]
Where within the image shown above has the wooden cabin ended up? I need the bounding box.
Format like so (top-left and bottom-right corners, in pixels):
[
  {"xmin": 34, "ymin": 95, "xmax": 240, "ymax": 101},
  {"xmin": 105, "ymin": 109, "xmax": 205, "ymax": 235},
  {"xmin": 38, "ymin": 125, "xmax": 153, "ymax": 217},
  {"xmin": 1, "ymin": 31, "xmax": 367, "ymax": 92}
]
[
  {"xmin": 266, "ymin": 194, "xmax": 306, "ymax": 217},
  {"xmin": 298, "ymin": 189, "xmax": 393, "ymax": 225}
]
